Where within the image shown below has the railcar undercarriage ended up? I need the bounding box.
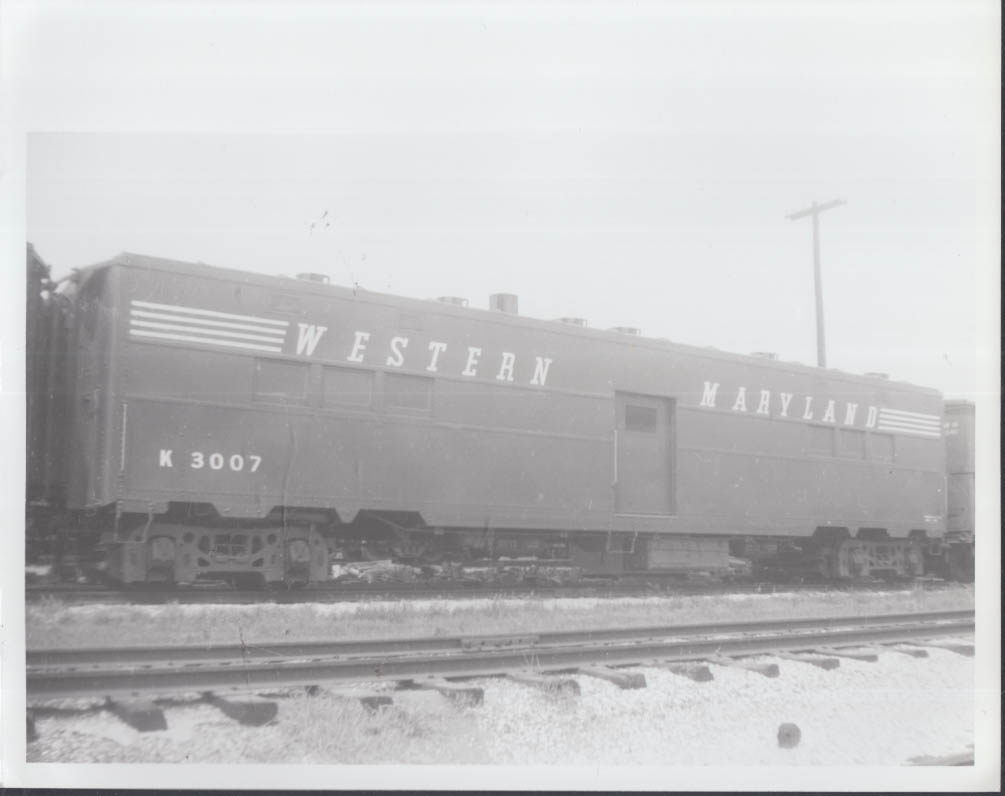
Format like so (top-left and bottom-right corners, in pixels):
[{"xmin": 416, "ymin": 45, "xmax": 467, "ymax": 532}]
[{"xmin": 26, "ymin": 503, "xmax": 973, "ymax": 587}]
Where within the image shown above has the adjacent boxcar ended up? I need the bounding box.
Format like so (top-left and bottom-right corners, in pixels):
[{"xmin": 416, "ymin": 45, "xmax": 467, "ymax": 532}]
[
  {"xmin": 27, "ymin": 250, "xmax": 951, "ymax": 584},
  {"xmin": 942, "ymin": 401, "xmax": 976, "ymax": 580}
]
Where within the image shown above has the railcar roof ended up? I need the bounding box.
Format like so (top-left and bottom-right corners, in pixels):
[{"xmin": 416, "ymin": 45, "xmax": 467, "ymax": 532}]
[{"xmin": 81, "ymin": 251, "xmax": 941, "ymax": 397}]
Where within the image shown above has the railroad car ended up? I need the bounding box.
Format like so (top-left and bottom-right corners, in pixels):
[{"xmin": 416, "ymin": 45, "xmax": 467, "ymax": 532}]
[
  {"xmin": 26, "ymin": 247, "xmax": 965, "ymax": 585},
  {"xmin": 942, "ymin": 401, "xmax": 976, "ymax": 581}
]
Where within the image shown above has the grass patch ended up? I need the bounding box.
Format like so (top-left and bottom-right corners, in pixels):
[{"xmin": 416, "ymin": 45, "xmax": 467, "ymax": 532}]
[{"xmin": 26, "ymin": 584, "xmax": 974, "ymax": 650}]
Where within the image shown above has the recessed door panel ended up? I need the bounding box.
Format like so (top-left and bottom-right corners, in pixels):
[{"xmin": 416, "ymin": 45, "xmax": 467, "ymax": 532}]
[{"xmin": 615, "ymin": 393, "xmax": 674, "ymax": 515}]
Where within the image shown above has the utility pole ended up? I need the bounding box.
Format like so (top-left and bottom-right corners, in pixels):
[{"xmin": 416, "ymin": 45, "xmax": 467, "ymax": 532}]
[{"xmin": 786, "ymin": 199, "xmax": 845, "ymax": 368}]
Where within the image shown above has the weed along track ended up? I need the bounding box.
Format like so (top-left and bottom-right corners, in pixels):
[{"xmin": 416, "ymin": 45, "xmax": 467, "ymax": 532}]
[{"xmin": 27, "ymin": 608, "xmax": 974, "ymax": 764}]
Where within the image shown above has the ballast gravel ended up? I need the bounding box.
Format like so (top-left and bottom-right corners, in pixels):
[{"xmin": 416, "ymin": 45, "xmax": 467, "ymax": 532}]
[{"xmin": 27, "ymin": 639, "xmax": 974, "ymax": 766}]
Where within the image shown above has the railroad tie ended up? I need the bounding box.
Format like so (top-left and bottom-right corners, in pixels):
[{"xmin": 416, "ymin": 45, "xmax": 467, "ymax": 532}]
[
  {"xmin": 707, "ymin": 656, "xmax": 780, "ymax": 678},
  {"xmin": 327, "ymin": 688, "xmax": 394, "ymax": 711},
  {"xmin": 407, "ymin": 677, "xmax": 485, "ymax": 706},
  {"xmin": 880, "ymin": 644, "xmax": 929, "ymax": 658},
  {"xmin": 906, "ymin": 640, "xmax": 974, "ymax": 658},
  {"xmin": 815, "ymin": 647, "xmax": 879, "ymax": 663},
  {"xmin": 852, "ymin": 645, "xmax": 927, "ymax": 660},
  {"xmin": 774, "ymin": 652, "xmax": 841, "ymax": 670},
  {"xmin": 577, "ymin": 666, "xmax": 646, "ymax": 690},
  {"xmin": 507, "ymin": 671, "xmax": 580, "ymax": 696},
  {"xmin": 201, "ymin": 692, "xmax": 279, "ymax": 726},
  {"xmin": 105, "ymin": 697, "xmax": 167, "ymax": 732},
  {"xmin": 657, "ymin": 663, "xmax": 714, "ymax": 682}
]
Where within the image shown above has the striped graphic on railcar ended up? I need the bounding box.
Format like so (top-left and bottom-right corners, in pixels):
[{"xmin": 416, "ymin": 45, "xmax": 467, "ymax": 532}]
[
  {"xmin": 128, "ymin": 300, "xmax": 289, "ymax": 353},
  {"xmin": 876, "ymin": 408, "xmax": 941, "ymax": 439}
]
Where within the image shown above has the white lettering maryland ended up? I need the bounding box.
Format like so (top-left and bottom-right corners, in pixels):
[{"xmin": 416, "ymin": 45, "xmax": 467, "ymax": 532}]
[
  {"xmin": 385, "ymin": 335, "xmax": 409, "ymax": 367},
  {"xmin": 347, "ymin": 331, "xmax": 370, "ymax": 363},
  {"xmin": 426, "ymin": 341, "xmax": 447, "ymax": 372},
  {"xmin": 296, "ymin": 323, "xmax": 328, "ymax": 356},
  {"xmin": 802, "ymin": 397, "xmax": 814, "ymax": 420},
  {"xmin": 159, "ymin": 449, "xmax": 173, "ymax": 467},
  {"xmin": 731, "ymin": 386, "xmax": 748, "ymax": 413},
  {"xmin": 700, "ymin": 381, "xmax": 720, "ymax": 408},
  {"xmin": 496, "ymin": 351, "xmax": 516, "ymax": 382},
  {"xmin": 462, "ymin": 346, "xmax": 482, "ymax": 376},
  {"xmin": 843, "ymin": 403, "xmax": 858, "ymax": 425},
  {"xmin": 865, "ymin": 405, "xmax": 878, "ymax": 428},
  {"xmin": 821, "ymin": 399, "xmax": 837, "ymax": 424},
  {"xmin": 756, "ymin": 390, "xmax": 771, "ymax": 415},
  {"xmin": 530, "ymin": 356, "xmax": 553, "ymax": 386},
  {"xmin": 779, "ymin": 392, "xmax": 793, "ymax": 417}
]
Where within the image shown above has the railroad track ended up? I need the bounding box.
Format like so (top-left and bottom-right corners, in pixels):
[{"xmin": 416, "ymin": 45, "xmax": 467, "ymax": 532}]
[
  {"xmin": 25, "ymin": 575, "xmax": 960, "ymax": 606},
  {"xmin": 27, "ymin": 608, "xmax": 974, "ymax": 740}
]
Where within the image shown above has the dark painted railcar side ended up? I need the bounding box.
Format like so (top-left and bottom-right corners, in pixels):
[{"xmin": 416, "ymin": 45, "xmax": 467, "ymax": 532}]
[
  {"xmin": 52, "ymin": 253, "xmax": 946, "ymax": 552},
  {"xmin": 943, "ymin": 401, "xmax": 975, "ymax": 536}
]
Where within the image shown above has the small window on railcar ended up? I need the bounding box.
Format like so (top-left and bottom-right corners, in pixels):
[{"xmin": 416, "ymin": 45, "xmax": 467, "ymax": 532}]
[
  {"xmin": 323, "ymin": 366, "xmax": 373, "ymax": 408},
  {"xmin": 253, "ymin": 359, "xmax": 310, "ymax": 406},
  {"xmin": 624, "ymin": 404, "xmax": 659, "ymax": 432},
  {"xmin": 869, "ymin": 432, "xmax": 895, "ymax": 462},
  {"xmin": 385, "ymin": 372, "xmax": 433, "ymax": 412},
  {"xmin": 807, "ymin": 424, "xmax": 834, "ymax": 455},
  {"xmin": 837, "ymin": 428, "xmax": 866, "ymax": 459}
]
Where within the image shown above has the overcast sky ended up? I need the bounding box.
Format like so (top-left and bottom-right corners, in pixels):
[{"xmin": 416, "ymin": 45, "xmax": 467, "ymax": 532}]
[{"xmin": 10, "ymin": 0, "xmax": 1000, "ymax": 401}]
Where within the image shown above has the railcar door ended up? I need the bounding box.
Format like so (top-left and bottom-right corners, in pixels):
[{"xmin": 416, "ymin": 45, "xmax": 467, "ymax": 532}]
[{"xmin": 614, "ymin": 393, "xmax": 674, "ymax": 515}]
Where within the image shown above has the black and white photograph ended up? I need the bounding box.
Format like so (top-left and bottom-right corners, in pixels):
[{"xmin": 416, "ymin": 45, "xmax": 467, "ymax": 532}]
[{"xmin": 2, "ymin": 0, "xmax": 999, "ymax": 790}]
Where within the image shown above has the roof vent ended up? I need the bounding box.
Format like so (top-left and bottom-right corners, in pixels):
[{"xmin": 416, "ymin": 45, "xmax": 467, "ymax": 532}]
[
  {"xmin": 436, "ymin": 296, "xmax": 469, "ymax": 307},
  {"xmin": 556, "ymin": 317, "xmax": 588, "ymax": 327},
  {"xmin": 489, "ymin": 293, "xmax": 519, "ymax": 314},
  {"xmin": 610, "ymin": 326, "xmax": 641, "ymax": 336},
  {"xmin": 751, "ymin": 352, "xmax": 778, "ymax": 360},
  {"xmin": 865, "ymin": 371, "xmax": 890, "ymax": 380},
  {"xmin": 296, "ymin": 272, "xmax": 330, "ymax": 284}
]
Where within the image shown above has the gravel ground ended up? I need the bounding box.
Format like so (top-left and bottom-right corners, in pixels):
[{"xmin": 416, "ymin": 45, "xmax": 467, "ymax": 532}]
[{"xmin": 27, "ymin": 638, "xmax": 974, "ymax": 766}]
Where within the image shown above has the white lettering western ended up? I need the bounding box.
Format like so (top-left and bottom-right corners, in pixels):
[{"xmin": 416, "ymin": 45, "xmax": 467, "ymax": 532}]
[
  {"xmin": 496, "ymin": 352, "xmax": 516, "ymax": 382},
  {"xmin": 347, "ymin": 331, "xmax": 370, "ymax": 363},
  {"xmin": 779, "ymin": 392, "xmax": 793, "ymax": 417},
  {"xmin": 530, "ymin": 356, "xmax": 553, "ymax": 387},
  {"xmin": 426, "ymin": 341, "xmax": 447, "ymax": 372},
  {"xmin": 385, "ymin": 336, "xmax": 409, "ymax": 367},
  {"xmin": 756, "ymin": 390, "xmax": 771, "ymax": 415},
  {"xmin": 822, "ymin": 399, "xmax": 836, "ymax": 424},
  {"xmin": 843, "ymin": 403, "xmax": 858, "ymax": 425},
  {"xmin": 462, "ymin": 347, "xmax": 482, "ymax": 376},
  {"xmin": 159, "ymin": 449, "xmax": 173, "ymax": 467},
  {"xmin": 296, "ymin": 323, "xmax": 328, "ymax": 356},
  {"xmin": 866, "ymin": 406, "xmax": 878, "ymax": 428},
  {"xmin": 802, "ymin": 397, "xmax": 814, "ymax": 420}
]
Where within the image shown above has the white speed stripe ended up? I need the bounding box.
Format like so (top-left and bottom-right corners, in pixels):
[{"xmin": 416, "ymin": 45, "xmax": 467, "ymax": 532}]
[
  {"xmin": 131, "ymin": 319, "xmax": 284, "ymax": 344},
  {"xmin": 129, "ymin": 329, "xmax": 283, "ymax": 352},
  {"xmin": 130, "ymin": 309, "xmax": 287, "ymax": 336},
  {"xmin": 128, "ymin": 299, "xmax": 289, "ymax": 353},
  {"xmin": 131, "ymin": 299, "xmax": 289, "ymax": 327}
]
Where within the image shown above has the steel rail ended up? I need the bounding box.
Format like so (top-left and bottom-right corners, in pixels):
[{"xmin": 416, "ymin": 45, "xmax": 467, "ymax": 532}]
[
  {"xmin": 27, "ymin": 609, "xmax": 974, "ymax": 668},
  {"xmin": 27, "ymin": 609, "xmax": 974, "ymax": 667},
  {"xmin": 27, "ymin": 613, "xmax": 974, "ymax": 701}
]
